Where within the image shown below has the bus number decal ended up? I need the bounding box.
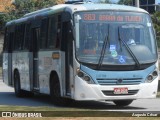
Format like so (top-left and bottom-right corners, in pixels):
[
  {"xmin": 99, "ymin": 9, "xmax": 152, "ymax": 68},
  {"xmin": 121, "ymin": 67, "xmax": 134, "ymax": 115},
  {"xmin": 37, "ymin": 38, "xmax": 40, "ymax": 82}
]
[{"xmin": 84, "ymin": 14, "xmax": 96, "ymax": 21}]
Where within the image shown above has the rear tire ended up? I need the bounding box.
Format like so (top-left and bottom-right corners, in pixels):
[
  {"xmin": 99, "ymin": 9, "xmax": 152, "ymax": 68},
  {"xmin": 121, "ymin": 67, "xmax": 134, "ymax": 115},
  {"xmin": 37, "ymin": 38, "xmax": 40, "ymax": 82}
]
[
  {"xmin": 14, "ymin": 71, "xmax": 25, "ymax": 97},
  {"xmin": 113, "ymin": 100, "xmax": 133, "ymax": 106},
  {"xmin": 14, "ymin": 71, "xmax": 34, "ymax": 97},
  {"xmin": 50, "ymin": 74, "xmax": 72, "ymax": 106}
]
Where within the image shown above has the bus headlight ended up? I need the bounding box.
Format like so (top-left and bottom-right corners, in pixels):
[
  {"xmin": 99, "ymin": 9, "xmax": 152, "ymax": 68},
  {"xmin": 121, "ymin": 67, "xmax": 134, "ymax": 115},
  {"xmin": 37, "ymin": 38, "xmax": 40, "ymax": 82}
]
[
  {"xmin": 146, "ymin": 69, "xmax": 158, "ymax": 83},
  {"xmin": 77, "ymin": 68, "xmax": 84, "ymax": 77},
  {"xmin": 76, "ymin": 68, "xmax": 94, "ymax": 84}
]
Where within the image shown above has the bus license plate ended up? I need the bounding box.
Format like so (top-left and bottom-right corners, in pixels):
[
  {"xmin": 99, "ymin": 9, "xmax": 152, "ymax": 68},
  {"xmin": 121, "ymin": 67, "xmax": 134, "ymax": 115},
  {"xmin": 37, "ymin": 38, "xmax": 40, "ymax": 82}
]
[{"xmin": 114, "ymin": 88, "xmax": 128, "ymax": 94}]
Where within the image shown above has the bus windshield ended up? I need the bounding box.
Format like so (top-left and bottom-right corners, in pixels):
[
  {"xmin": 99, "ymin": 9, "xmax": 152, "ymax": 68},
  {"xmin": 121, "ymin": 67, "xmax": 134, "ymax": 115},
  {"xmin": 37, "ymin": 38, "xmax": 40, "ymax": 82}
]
[{"xmin": 74, "ymin": 11, "xmax": 157, "ymax": 68}]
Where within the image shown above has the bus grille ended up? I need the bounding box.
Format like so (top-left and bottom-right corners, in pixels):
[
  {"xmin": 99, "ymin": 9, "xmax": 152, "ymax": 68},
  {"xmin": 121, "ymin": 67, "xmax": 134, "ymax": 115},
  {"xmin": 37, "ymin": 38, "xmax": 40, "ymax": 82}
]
[
  {"xmin": 96, "ymin": 78, "xmax": 143, "ymax": 85},
  {"xmin": 102, "ymin": 90, "xmax": 139, "ymax": 96}
]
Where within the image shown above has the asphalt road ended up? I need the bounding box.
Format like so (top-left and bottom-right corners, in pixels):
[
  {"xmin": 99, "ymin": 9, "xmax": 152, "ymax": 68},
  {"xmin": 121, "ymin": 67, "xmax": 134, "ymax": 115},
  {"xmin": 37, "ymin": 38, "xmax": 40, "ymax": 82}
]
[{"xmin": 0, "ymin": 79, "xmax": 160, "ymax": 113}]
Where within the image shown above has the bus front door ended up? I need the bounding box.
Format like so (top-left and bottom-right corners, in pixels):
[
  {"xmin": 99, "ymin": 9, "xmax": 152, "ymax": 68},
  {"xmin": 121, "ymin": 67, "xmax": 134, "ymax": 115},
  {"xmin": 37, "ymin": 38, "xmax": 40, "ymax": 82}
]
[{"xmin": 31, "ymin": 27, "xmax": 40, "ymax": 91}]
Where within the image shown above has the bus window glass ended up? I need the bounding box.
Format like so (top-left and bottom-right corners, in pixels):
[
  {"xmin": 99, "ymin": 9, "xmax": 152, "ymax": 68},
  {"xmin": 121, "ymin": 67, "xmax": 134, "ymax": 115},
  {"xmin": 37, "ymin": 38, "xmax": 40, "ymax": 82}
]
[
  {"xmin": 47, "ymin": 17, "xmax": 57, "ymax": 49},
  {"xmin": 75, "ymin": 11, "xmax": 157, "ymax": 66},
  {"xmin": 14, "ymin": 24, "xmax": 25, "ymax": 50},
  {"xmin": 40, "ymin": 18, "xmax": 48, "ymax": 49},
  {"xmin": 3, "ymin": 29, "xmax": 9, "ymax": 52},
  {"xmin": 23, "ymin": 24, "xmax": 30, "ymax": 50}
]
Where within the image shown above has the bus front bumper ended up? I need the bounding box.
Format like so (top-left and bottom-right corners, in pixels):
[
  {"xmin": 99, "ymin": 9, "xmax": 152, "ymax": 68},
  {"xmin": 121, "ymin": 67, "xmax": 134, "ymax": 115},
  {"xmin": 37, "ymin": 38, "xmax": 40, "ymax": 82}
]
[{"xmin": 74, "ymin": 76, "xmax": 158, "ymax": 101}]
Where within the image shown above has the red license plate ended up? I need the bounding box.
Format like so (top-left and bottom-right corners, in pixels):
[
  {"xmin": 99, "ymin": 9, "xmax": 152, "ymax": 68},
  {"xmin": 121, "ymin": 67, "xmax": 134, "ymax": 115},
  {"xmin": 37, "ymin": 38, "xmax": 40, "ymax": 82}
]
[{"xmin": 114, "ymin": 88, "xmax": 128, "ymax": 94}]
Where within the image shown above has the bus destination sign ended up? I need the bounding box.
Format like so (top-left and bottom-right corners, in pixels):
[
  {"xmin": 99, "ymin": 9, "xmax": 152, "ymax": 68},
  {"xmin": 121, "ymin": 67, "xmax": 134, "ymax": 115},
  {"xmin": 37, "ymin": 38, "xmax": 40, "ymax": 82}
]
[{"xmin": 83, "ymin": 14, "xmax": 142, "ymax": 22}]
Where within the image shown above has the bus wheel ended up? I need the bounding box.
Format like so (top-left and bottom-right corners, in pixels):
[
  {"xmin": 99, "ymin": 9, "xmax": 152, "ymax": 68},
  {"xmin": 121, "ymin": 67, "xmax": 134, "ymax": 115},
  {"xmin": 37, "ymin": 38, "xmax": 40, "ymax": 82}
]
[
  {"xmin": 50, "ymin": 75, "xmax": 72, "ymax": 106},
  {"xmin": 113, "ymin": 100, "xmax": 133, "ymax": 106},
  {"xmin": 14, "ymin": 71, "xmax": 25, "ymax": 97}
]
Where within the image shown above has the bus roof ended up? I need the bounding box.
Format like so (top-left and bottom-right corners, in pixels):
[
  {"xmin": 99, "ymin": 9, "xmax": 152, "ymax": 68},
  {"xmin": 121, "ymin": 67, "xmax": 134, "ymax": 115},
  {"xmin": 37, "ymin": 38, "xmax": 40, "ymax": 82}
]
[
  {"xmin": 6, "ymin": 3, "xmax": 148, "ymax": 26},
  {"xmin": 24, "ymin": 3, "xmax": 148, "ymax": 17},
  {"xmin": 62, "ymin": 3, "xmax": 148, "ymax": 14}
]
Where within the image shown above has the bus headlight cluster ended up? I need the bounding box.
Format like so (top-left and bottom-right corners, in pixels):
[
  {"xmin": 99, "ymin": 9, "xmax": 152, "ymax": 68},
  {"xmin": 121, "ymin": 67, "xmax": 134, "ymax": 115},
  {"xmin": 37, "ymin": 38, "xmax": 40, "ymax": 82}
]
[
  {"xmin": 76, "ymin": 68, "xmax": 94, "ymax": 84},
  {"xmin": 146, "ymin": 69, "xmax": 158, "ymax": 83}
]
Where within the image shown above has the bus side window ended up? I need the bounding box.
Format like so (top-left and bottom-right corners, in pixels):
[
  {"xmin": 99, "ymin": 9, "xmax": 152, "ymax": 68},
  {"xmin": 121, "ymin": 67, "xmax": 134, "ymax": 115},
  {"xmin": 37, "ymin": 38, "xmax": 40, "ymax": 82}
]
[
  {"xmin": 3, "ymin": 28, "xmax": 9, "ymax": 52},
  {"xmin": 47, "ymin": 16, "xmax": 57, "ymax": 49},
  {"xmin": 56, "ymin": 15, "xmax": 61, "ymax": 49},
  {"xmin": 40, "ymin": 18, "xmax": 48, "ymax": 49},
  {"xmin": 9, "ymin": 32, "xmax": 14, "ymax": 52},
  {"xmin": 14, "ymin": 24, "xmax": 25, "ymax": 50},
  {"xmin": 15, "ymin": 26, "xmax": 20, "ymax": 50},
  {"xmin": 23, "ymin": 24, "xmax": 30, "ymax": 50}
]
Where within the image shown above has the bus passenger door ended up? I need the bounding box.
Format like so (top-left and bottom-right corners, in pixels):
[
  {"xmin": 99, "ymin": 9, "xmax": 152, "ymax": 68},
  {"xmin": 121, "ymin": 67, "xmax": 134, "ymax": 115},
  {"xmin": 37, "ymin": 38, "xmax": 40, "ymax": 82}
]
[
  {"xmin": 31, "ymin": 27, "xmax": 40, "ymax": 90},
  {"xmin": 61, "ymin": 21, "xmax": 73, "ymax": 96}
]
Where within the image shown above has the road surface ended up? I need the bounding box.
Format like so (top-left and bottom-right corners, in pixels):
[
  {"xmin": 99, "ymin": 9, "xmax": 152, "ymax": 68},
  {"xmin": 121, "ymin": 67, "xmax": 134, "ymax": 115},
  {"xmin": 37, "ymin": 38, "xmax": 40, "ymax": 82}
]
[{"xmin": 0, "ymin": 79, "xmax": 160, "ymax": 113}]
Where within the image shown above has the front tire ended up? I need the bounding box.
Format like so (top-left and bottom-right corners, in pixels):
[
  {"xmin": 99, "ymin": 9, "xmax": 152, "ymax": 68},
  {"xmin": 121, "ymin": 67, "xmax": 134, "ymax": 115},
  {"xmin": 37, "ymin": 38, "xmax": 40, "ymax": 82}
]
[
  {"xmin": 50, "ymin": 74, "xmax": 72, "ymax": 106},
  {"xmin": 113, "ymin": 100, "xmax": 133, "ymax": 106}
]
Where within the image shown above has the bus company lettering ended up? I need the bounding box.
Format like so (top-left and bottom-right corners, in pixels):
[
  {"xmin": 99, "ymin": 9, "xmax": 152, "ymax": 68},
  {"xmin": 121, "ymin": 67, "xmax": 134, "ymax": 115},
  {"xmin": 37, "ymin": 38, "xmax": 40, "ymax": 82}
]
[
  {"xmin": 83, "ymin": 14, "xmax": 142, "ymax": 22},
  {"xmin": 125, "ymin": 16, "xmax": 142, "ymax": 22},
  {"xmin": 99, "ymin": 15, "xmax": 142, "ymax": 22},
  {"xmin": 99, "ymin": 15, "xmax": 116, "ymax": 21}
]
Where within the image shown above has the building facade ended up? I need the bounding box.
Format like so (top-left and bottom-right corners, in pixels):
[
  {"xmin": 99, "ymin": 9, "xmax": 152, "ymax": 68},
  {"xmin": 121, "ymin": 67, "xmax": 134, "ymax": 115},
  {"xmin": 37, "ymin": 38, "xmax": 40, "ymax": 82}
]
[{"xmin": 133, "ymin": 0, "xmax": 160, "ymax": 13}]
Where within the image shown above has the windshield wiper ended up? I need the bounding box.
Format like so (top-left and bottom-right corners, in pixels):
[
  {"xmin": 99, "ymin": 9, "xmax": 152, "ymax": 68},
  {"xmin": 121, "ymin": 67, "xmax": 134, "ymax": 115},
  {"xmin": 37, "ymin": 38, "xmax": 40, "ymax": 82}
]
[
  {"xmin": 97, "ymin": 25, "xmax": 110, "ymax": 70},
  {"xmin": 118, "ymin": 27, "xmax": 141, "ymax": 69}
]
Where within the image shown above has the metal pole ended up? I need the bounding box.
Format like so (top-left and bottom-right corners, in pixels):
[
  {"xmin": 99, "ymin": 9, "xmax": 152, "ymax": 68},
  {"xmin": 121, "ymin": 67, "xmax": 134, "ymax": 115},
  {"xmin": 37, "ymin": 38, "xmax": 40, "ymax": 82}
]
[{"xmin": 135, "ymin": 0, "xmax": 140, "ymax": 8}]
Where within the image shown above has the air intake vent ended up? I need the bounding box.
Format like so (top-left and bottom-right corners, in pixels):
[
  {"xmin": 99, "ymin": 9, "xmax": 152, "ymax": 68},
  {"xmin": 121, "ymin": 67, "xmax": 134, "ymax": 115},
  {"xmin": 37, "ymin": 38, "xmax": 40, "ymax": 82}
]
[{"xmin": 97, "ymin": 78, "xmax": 143, "ymax": 85}]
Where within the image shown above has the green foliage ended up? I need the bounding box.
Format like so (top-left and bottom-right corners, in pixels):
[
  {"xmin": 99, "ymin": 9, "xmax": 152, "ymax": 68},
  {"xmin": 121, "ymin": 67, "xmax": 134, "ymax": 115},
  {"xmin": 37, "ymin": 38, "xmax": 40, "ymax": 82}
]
[
  {"xmin": 152, "ymin": 12, "xmax": 160, "ymax": 36},
  {"xmin": 152, "ymin": 11, "xmax": 160, "ymax": 49},
  {"xmin": 0, "ymin": 0, "xmax": 57, "ymax": 31}
]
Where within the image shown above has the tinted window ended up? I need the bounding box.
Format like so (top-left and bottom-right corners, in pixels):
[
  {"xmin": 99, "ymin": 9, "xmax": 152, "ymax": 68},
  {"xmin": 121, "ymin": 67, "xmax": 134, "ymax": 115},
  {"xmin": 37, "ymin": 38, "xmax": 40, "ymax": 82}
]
[{"xmin": 39, "ymin": 18, "xmax": 48, "ymax": 49}]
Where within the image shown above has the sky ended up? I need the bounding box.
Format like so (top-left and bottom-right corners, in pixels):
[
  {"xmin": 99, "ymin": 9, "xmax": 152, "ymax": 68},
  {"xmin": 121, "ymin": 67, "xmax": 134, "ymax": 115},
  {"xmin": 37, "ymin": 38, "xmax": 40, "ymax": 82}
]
[{"xmin": 156, "ymin": 0, "xmax": 160, "ymax": 4}]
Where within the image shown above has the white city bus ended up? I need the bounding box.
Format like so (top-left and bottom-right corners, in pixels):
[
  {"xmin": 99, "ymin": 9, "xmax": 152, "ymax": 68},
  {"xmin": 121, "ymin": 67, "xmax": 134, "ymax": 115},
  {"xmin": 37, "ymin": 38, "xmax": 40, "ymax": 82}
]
[{"xmin": 2, "ymin": 2, "xmax": 159, "ymax": 106}]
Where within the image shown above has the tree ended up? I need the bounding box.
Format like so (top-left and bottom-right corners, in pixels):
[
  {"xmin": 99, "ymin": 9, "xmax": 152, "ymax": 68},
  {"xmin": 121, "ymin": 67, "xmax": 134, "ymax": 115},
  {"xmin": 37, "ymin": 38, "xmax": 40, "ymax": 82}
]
[
  {"xmin": 152, "ymin": 12, "xmax": 160, "ymax": 36},
  {"xmin": 118, "ymin": 0, "xmax": 133, "ymax": 5},
  {"xmin": 0, "ymin": 0, "xmax": 64, "ymax": 32},
  {"xmin": 151, "ymin": 11, "xmax": 160, "ymax": 48}
]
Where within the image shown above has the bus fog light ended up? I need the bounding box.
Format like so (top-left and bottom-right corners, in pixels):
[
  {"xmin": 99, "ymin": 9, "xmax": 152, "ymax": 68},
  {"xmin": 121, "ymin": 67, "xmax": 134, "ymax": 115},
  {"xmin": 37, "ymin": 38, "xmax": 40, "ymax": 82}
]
[{"xmin": 84, "ymin": 76, "xmax": 90, "ymax": 81}]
